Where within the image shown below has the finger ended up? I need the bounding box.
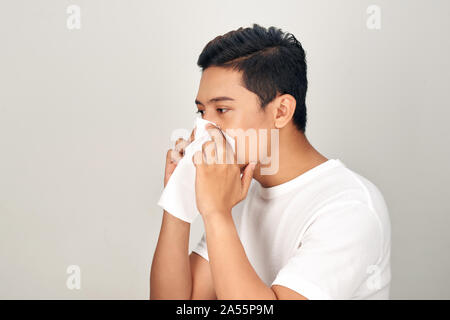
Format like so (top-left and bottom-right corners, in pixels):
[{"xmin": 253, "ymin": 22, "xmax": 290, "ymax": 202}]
[
  {"xmin": 233, "ymin": 133, "xmax": 247, "ymax": 166},
  {"xmin": 234, "ymin": 135, "xmax": 238, "ymax": 164},
  {"xmin": 207, "ymin": 126, "xmax": 226, "ymax": 164},
  {"xmin": 225, "ymin": 135, "xmax": 236, "ymax": 165},
  {"xmin": 192, "ymin": 150, "xmax": 203, "ymax": 166},
  {"xmin": 167, "ymin": 149, "xmax": 182, "ymax": 164},
  {"xmin": 189, "ymin": 127, "xmax": 197, "ymax": 143},
  {"xmin": 175, "ymin": 138, "xmax": 188, "ymax": 154},
  {"xmin": 205, "ymin": 123, "xmax": 216, "ymax": 130},
  {"xmin": 175, "ymin": 137, "xmax": 184, "ymax": 148},
  {"xmin": 166, "ymin": 149, "xmax": 173, "ymax": 163},
  {"xmin": 241, "ymin": 162, "xmax": 256, "ymax": 198},
  {"xmin": 202, "ymin": 140, "xmax": 216, "ymax": 165}
]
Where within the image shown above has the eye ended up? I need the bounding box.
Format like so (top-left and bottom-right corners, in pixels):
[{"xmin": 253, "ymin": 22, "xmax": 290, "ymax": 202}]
[
  {"xmin": 217, "ymin": 108, "xmax": 229, "ymax": 114},
  {"xmin": 196, "ymin": 110, "xmax": 204, "ymax": 115}
]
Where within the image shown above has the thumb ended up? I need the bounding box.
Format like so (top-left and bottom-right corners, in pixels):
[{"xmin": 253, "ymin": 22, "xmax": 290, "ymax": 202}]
[{"xmin": 241, "ymin": 162, "xmax": 256, "ymax": 197}]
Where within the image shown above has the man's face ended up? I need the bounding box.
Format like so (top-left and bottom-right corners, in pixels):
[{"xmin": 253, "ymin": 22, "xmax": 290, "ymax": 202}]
[{"xmin": 195, "ymin": 66, "xmax": 276, "ymax": 165}]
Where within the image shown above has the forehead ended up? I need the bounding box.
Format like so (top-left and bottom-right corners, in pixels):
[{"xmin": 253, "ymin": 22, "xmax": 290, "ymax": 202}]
[{"xmin": 197, "ymin": 66, "xmax": 247, "ymax": 101}]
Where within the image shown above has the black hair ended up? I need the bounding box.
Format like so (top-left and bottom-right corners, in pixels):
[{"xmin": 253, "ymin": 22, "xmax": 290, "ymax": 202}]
[{"xmin": 197, "ymin": 23, "xmax": 308, "ymax": 133}]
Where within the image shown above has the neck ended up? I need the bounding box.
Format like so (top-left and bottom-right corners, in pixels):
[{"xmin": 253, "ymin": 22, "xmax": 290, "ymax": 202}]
[{"xmin": 253, "ymin": 126, "xmax": 328, "ymax": 188}]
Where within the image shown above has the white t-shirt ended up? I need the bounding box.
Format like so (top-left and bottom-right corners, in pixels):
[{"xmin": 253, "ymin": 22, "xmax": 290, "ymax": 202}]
[{"xmin": 191, "ymin": 158, "xmax": 391, "ymax": 300}]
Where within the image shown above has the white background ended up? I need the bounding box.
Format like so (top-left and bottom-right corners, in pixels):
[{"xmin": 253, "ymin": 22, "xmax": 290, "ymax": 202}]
[{"xmin": 0, "ymin": 0, "xmax": 449, "ymax": 299}]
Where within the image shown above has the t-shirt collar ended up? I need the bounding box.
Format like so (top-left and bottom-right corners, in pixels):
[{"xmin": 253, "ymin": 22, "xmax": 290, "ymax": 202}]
[{"xmin": 254, "ymin": 159, "xmax": 344, "ymax": 199}]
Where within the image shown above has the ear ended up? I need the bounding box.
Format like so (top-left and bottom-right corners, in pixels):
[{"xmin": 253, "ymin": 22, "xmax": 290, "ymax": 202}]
[{"xmin": 273, "ymin": 94, "xmax": 296, "ymax": 129}]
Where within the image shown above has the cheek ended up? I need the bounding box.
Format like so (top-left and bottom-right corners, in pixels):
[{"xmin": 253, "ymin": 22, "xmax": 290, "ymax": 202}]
[
  {"xmin": 228, "ymin": 127, "xmax": 267, "ymax": 165},
  {"xmin": 222, "ymin": 107, "xmax": 274, "ymax": 164},
  {"xmin": 232, "ymin": 110, "xmax": 270, "ymax": 131},
  {"xmin": 246, "ymin": 112, "xmax": 273, "ymax": 162},
  {"xmin": 224, "ymin": 110, "xmax": 273, "ymax": 164}
]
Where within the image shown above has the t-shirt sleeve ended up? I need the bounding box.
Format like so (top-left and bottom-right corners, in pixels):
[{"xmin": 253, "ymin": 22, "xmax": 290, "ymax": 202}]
[
  {"xmin": 271, "ymin": 201, "xmax": 383, "ymax": 300},
  {"xmin": 191, "ymin": 232, "xmax": 209, "ymax": 262}
]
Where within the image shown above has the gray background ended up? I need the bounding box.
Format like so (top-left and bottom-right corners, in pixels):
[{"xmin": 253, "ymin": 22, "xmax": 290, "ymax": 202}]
[{"xmin": 0, "ymin": 0, "xmax": 449, "ymax": 299}]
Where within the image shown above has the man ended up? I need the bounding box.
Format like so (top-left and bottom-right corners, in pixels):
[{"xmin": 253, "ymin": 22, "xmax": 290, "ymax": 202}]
[{"xmin": 150, "ymin": 24, "xmax": 391, "ymax": 300}]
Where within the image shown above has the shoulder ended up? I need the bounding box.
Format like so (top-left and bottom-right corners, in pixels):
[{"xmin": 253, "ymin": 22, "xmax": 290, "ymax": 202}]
[
  {"xmin": 299, "ymin": 163, "xmax": 391, "ymax": 262},
  {"xmin": 299, "ymin": 161, "xmax": 390, "ymax": 234},
  {"xmin": 306, "ymin": 200, "xmax": 383, "ymax": 244},
  {"xmin": 290, "ymin": 160, "xmax": 390, "ymax": 246}
]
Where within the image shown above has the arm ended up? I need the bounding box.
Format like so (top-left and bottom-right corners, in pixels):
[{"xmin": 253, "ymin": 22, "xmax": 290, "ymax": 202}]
[
  {"xmin": 151, "ymin": 131, "xmax": 205, "ymax": 299},
  {"xmin": 189, "ymin": 252, "xmax": 217, "ymax": 299},
  {"xmin": 150, "ymin": 210, "xmax": 218, "ymax": 300},
  {"xmin": 192, "ymin": 125, "xmax": 308, "ymax": 300},
  {"xmin": 150, "ymin": 210, "xmax": 192, "ymax": 299},
  {"xmin": 202, "ymin": 212, "xmax": 307, "ymax": 300}
]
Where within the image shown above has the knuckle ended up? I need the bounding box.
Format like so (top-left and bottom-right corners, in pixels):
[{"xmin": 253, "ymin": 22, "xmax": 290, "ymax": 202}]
[
  {"xmin": 167, "ymin": 149, "xmax": 174, "ymax": 162},
  {"xmin": 175, "ymin": 137, "xmax": 183, "ymax": 145},
  {"xmin": 202, "ymin": 141, "xmax": 213, "ymax": 152},
  {"xmin": 172, "ymin": 149, "xmax": 182, "ymax": 162},
  {"xmin": 190, "ymin": 129, "xmax": 196, "ymax": 140},
  {"xmin": 193, "ymin": 151, "xmax": 203, "ymax": 165},
  {"xmin": 175, "ymin": 138, "xmax": 186, "ymax": 149}
]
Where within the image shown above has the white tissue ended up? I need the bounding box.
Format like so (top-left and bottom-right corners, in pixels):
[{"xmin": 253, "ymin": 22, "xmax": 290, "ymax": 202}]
[{"xmin": 157, "ymin": 117, "xmax": 236, "ymax": 223}]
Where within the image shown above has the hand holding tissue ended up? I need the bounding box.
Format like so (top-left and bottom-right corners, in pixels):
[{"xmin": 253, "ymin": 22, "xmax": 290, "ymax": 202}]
[{"xmin": 157, "ymin": 117, "xmax": 236, "ymax": 223}]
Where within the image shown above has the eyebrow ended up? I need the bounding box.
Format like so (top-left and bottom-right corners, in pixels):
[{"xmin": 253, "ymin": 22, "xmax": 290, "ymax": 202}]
[{"xmin": 195, "ymin": 96, "xmax": 235, "ymax": 106}]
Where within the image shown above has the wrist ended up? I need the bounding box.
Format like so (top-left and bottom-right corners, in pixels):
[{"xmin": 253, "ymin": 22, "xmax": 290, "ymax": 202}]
[
  {"xmin": 163, "ymin": 210, "xmax": 191, "ymax": 228},
  {"xmin": 202, "ymin": 210, "xmax": 233, "ymax": 227}
]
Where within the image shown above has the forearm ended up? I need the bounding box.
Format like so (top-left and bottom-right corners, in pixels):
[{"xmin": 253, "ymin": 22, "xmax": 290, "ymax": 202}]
[
  {"xmin": 150, "ymin": 210, "xmax": 192, "ymax": 299},
  {"xmin": 202, "ymin": 213, "xmax": 277, "ymax": 300}
]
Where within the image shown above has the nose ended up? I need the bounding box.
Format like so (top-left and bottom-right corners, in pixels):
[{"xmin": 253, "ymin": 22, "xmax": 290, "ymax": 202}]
[{"xmin": 202, "ymin": 111, "xmax": 222, "ymax": 128}]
